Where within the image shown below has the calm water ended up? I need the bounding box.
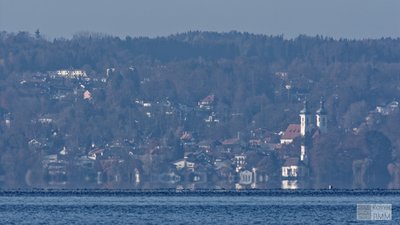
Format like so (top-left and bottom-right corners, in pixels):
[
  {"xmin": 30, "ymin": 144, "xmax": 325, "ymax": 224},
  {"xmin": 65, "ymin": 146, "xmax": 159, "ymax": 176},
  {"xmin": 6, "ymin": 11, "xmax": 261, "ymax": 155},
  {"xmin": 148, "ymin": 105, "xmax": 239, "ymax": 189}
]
[{"xmin": 0, "ymin": 191, "xmax": 399, "ymax": 224}]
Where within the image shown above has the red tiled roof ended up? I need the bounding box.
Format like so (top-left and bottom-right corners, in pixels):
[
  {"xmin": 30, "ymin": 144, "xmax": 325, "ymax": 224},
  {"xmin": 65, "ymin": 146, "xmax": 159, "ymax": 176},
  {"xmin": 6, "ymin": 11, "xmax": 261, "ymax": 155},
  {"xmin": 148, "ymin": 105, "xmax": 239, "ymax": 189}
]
[
  {"xmin": 201, "ymin": 94, "xmax": 214, "ymax": 104},
  {"xmin": 281, "ymin": 124, "xmax": 301, "ymax": 140},
  {"xmin": 222, "ymin": 138, "xmax": 240, "ymax": 145},
  {"xmin": 180, "ymin": 132, "xmax": 192, "ymax": 140}
]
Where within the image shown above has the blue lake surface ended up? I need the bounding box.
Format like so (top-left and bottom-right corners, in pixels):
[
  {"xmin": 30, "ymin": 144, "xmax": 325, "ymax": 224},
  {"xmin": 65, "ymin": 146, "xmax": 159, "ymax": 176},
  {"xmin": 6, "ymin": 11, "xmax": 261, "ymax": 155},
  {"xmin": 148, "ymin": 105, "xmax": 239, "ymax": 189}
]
[{"xmin": 0, "ymin": 191, "xmax": 399, "ymax": 224}]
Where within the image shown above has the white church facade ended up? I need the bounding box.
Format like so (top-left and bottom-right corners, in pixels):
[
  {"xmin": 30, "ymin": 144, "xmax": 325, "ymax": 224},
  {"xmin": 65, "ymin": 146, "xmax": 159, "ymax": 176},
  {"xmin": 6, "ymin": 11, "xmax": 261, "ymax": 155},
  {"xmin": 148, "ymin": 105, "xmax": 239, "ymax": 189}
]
[{"xmin": 281, "ymin": 99, "xmax": 328, "ymax": 189}]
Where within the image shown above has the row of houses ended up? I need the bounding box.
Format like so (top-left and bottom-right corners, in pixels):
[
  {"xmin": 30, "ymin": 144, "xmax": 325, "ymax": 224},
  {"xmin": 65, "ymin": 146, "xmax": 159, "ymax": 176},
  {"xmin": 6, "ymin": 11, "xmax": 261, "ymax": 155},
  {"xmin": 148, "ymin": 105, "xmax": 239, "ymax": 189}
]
[
  {"xmin": 19, "ymin": 70, "xmax": 104, "ymax": 103},
  {"xmin": 9, "ymin": 68, "xmax": 335, "ymax": 190},
  {"xmin": 33, "ymin": 127, "xmax": 279, "ymax": 189},
  {"xmin": 32, "ymin": 97, "xmax": 328, "ymax": 190}
]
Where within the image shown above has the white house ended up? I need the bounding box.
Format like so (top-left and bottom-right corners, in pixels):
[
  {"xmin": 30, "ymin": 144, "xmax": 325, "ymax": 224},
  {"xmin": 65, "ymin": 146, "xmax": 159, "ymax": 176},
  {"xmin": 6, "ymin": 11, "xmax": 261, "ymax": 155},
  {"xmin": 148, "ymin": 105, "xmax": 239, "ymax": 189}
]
[
  {"xmin": 281, "ymin": 157, "xmax": 308, "ymax": 190},
  {"xmin": 198, "ymin": 94, "xmax": 215, "ymax": 110},
  {"xmin": 55, "ymin": 70, "xmax": 87, "ymax": 79},
  {"xmin": 236, "ymin": 168, "xmax": 269, "ymax": 190},
  {"xmin": 173, "ymin": 158, "xmax": 196, "ymax": 172},
  {"xmin": 234, "ymin": 154, "xmax": 246, "ymax": 172},
  {"xmin": 281, "ymin": 157, "xmax": 306, "ymax": 178},
  {"xmin": 239, "ymin": 170, "xmax": 253, "ymax": 185},
  {"xmin": 281, "ymin": 180, "xmax": 298, "ymax": 189},
  {"xmin": 88, "ymin": 148, "xmax": 105, "ymax": 160}
]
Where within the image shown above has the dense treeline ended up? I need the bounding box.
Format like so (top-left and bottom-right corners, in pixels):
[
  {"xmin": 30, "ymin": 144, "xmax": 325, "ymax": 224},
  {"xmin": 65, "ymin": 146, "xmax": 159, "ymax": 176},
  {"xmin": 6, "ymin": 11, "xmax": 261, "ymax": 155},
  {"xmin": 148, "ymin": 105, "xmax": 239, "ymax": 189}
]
[
  {"xmin": 0, "ymin": 31, "xmax": 400, "ymax": 188},
  {"xmin": 2, "ymin": 31, "xmax": 400, "ymax": 72}
]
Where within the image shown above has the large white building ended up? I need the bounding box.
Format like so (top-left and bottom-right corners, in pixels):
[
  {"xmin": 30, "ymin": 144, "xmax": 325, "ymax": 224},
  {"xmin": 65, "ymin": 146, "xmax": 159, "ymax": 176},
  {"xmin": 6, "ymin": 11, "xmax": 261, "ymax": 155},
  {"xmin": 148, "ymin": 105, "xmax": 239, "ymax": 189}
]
[
  {"xmin": 298, "ymin": 99, "xmax": 328, "ymax": 164},
  {"xmin": 53, "ymin": 70, "xmax": 88, "ymax": 79},
  {"xmin": 281, "ymin": 99, "xmax": 328, "ymax": 189}
]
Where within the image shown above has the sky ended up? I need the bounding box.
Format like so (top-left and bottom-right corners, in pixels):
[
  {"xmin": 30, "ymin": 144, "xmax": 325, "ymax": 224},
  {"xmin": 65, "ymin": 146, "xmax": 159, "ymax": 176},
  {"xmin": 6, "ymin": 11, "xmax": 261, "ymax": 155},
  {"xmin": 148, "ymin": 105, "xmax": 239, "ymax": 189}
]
[{"xmin": 0, "ymin": 0, "xmax": 399, "ymax": 39}]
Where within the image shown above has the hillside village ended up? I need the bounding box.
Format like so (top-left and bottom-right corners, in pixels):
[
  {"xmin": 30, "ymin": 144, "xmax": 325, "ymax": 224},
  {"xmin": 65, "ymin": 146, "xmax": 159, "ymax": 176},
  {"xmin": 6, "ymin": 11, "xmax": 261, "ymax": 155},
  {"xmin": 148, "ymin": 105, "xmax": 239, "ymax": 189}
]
[
  {"xmin": 1, "ymin": 32, "xmax": 400, "ymax": 189},
  {"xmin": 0, "ymin": 67, "xmax": 398, "ymax": 190},
  {"xmin": 6, "ymin": 68, "xmax": 286, "ymax": 189}
]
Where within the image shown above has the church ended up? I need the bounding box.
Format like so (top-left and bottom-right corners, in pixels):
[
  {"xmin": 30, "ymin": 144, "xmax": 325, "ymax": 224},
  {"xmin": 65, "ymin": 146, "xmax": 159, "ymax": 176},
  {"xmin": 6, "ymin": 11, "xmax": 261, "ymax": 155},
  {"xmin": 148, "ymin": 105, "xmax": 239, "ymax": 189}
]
[{"xmin": 281, "ymin": 99, "xmax": 328, "ymax": 189}]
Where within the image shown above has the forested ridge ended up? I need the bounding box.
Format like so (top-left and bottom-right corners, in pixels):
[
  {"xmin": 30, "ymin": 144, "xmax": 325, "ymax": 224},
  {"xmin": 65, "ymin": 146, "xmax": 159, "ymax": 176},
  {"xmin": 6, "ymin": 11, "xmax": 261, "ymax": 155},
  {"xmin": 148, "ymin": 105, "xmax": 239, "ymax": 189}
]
[{"xmin": 0, "ymin": 31, "xmax": 400, "ymax": 189}]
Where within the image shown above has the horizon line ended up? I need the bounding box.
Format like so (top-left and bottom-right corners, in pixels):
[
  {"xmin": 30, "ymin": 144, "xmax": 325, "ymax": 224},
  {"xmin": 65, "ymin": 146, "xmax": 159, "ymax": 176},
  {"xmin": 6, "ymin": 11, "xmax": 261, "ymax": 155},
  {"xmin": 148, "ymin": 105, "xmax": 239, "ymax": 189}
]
[{"xmin": 2, "ymin": 30, "xmax": 400, "ymax": 42}]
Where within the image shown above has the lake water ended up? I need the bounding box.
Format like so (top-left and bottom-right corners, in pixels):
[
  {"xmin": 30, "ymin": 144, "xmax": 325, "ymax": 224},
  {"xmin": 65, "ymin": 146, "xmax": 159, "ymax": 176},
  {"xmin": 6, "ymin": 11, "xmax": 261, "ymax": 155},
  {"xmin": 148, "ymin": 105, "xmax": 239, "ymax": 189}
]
[{"xmin": 0, "ymin": 191, "xmax": 399, "ymax": 224}]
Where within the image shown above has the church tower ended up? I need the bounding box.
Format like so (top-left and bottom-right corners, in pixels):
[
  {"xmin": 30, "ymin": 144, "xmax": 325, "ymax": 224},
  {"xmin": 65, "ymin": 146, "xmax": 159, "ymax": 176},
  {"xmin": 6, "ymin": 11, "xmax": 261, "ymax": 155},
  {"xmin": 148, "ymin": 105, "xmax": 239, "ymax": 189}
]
[
  {"xmin": 300, "ymin": 141, "xmax": 308, "ymax": 164},
  {"xmin": 316, "ymin": 98, "xmax": 328, "ymax": 133},
  {"xmin": 299, "ymin": 100, "xmax": 312, "ymax": 137}
]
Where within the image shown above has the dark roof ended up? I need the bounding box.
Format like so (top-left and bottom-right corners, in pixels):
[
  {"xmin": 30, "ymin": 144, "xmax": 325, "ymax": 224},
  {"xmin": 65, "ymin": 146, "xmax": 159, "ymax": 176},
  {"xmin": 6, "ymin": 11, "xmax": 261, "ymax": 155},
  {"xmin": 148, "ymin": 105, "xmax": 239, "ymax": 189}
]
[
  {"xmin": 283, "ymin": 157, "xmax": 301, "ymax": 167},
  {"xmin": 312, "ymin": 129, "xmax": 321, "ymax": 139},
  {"xmin": 281, "ymin": 124, "xmax": 301, "ymax": 140}
]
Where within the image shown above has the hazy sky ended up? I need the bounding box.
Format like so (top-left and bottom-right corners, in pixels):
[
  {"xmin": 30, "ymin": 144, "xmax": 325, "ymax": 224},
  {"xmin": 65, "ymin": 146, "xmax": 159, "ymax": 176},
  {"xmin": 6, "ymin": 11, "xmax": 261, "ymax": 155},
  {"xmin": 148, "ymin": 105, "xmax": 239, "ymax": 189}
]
[{"xmin": 0, "ymin": 0, "xmax": 399, "ymax": 39}]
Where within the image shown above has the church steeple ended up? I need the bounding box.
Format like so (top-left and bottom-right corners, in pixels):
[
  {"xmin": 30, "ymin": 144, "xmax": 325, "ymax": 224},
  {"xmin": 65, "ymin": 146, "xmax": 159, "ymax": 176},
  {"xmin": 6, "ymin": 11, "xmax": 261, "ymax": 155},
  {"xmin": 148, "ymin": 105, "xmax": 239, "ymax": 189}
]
[
  {"xmin": 316, "ymin": 98, "xmax": 327, "ymax": 115},
  {"xmin": 316, "ymin": 98, "xmax": 328, "ymax": 133},
  {"xmin": 300, "ymin": 100, "xmax": 310, "ymax": 115},
  {"xmin": 299, "ymin": 100, "xmax": 312, "ymax": 136}
]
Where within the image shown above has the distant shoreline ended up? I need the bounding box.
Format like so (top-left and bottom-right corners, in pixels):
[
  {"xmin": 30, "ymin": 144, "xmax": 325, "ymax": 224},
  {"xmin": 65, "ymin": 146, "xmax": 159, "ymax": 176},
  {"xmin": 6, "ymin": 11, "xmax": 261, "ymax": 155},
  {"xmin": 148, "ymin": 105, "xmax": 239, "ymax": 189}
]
[{"xmin": 0, "ymin": 189, "xmax": 399, "ymax": 196}]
